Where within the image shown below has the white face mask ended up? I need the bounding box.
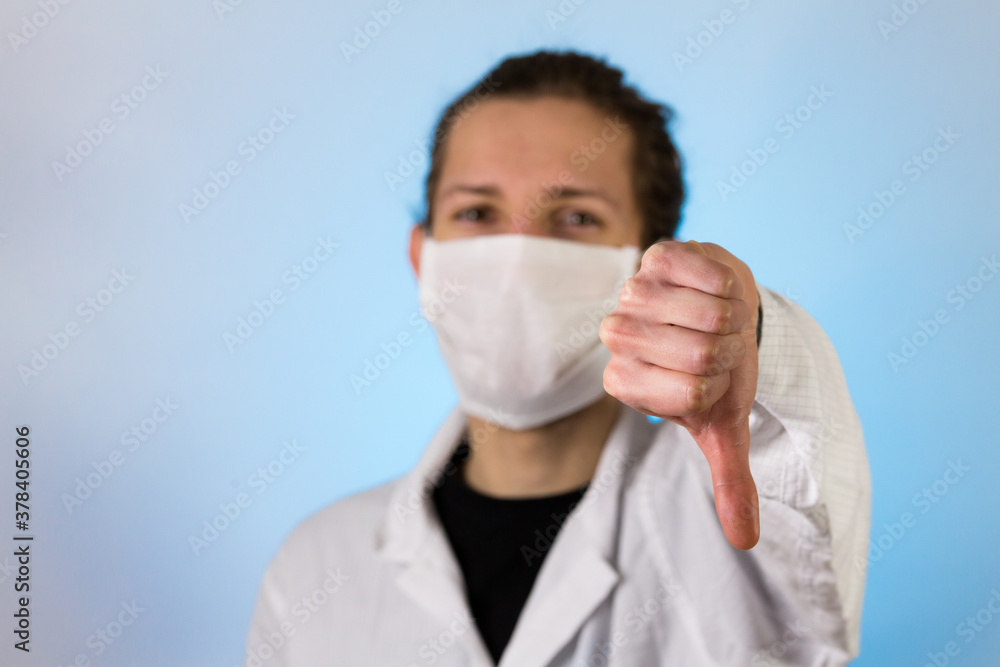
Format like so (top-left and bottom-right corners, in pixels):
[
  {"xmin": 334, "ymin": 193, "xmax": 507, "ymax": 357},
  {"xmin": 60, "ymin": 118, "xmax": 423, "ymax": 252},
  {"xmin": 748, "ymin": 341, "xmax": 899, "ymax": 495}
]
[{"xmin": 418, "ymin": 234, "xmax": 641, "ymax": 430}]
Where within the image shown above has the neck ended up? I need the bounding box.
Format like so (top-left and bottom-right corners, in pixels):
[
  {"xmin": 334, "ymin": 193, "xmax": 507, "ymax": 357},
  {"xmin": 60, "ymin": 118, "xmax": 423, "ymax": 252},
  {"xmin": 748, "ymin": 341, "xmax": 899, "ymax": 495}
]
[{"xmin": 461, "ymin": 394, "xmax": 622, "ymax": 498}]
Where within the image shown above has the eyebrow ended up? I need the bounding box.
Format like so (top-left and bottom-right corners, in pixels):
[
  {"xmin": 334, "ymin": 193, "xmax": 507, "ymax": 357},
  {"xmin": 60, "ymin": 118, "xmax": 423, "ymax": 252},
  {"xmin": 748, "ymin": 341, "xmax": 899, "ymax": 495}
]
[
  {"xmin": 557, "ymin": 187, "xmax": 621, "ymax": 211},
  {"xmin": 438, "ymin": 183, "xmax": 621, "ymax": 211},
  {"xmin": 438, "ymin": 184, "xmax": 502, "ymax": 199}
]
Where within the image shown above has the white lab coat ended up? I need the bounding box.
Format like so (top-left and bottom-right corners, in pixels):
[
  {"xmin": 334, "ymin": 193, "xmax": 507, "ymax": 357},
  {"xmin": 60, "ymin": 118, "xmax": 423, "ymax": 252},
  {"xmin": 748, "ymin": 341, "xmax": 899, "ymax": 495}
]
[{"xmin": 244, "ymin": 287, "xmax": 871, "ymax": 666}]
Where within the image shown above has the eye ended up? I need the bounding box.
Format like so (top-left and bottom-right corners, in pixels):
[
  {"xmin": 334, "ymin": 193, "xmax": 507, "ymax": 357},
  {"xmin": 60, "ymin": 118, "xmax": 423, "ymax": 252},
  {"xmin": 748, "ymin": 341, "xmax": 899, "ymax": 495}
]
[
  {"xmin": 454, "ymin": 207, "xmax": 494, "ymax": 223},
  {"xmin": 560, "ymin": 210, "xmax": 601, "ymax": 227}
]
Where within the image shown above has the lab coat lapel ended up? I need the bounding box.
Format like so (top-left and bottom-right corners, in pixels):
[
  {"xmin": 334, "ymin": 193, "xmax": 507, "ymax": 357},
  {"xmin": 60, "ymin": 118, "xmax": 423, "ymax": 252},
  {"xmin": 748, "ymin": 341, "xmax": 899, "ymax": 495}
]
[
  {"xmin": 497, "ymin": 406, "xmax": 658, "ymax": 667},
  {"xmin": 375, "ymin": 408, "xmax": 495, "ymax": 666},
  {"xmin": 496, "ymin": 535, "xmax": 618, "ymax": 667},
  {"xmin": 392, "ymin": 531, "xmax": 493, "ymax": 665}
]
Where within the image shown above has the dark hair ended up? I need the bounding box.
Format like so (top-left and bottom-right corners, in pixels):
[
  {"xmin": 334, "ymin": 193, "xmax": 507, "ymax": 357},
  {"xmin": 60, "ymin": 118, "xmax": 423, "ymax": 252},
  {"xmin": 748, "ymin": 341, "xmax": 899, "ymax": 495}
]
[{"xmin": 419, "ymin": 50, "xmax": 685, "ymax": 248}]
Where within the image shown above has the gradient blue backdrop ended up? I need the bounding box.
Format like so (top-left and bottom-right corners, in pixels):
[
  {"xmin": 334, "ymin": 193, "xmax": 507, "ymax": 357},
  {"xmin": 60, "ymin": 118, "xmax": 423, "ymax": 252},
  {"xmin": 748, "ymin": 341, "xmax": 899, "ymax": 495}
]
[{"xmin": 2, "ymin": 0, "xmax": 998, "ymax": 665}]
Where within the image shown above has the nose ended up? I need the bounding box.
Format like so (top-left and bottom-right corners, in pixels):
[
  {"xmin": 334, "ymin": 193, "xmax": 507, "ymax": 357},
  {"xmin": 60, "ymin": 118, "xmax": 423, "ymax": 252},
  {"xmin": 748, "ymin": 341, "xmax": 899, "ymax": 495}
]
[
  {"xmin": 507, "ymin": 195, "xmax": 551, "ymax": 237},
  {"xmin": 508, "ymin": 217, "xmax": 547, "ymax": 236}
]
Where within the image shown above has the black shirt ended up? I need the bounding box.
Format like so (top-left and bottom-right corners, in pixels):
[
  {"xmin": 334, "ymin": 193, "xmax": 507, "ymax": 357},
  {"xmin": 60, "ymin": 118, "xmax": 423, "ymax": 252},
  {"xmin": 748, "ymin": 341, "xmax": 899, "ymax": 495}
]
[{"xmin": 431, "ymin": 440, "xmax": 589, "ymax": 664}]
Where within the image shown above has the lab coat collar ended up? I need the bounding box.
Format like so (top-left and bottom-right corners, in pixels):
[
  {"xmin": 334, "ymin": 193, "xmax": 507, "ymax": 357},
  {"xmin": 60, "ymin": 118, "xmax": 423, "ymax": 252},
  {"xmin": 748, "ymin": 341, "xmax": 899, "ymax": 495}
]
[
  {"xmin": 374, "ymin": 403, "xmax": 659, "ymax": 667},
  {"xmin": 375, "ymin": 407, "xmax": 492, "ymax": 663}
]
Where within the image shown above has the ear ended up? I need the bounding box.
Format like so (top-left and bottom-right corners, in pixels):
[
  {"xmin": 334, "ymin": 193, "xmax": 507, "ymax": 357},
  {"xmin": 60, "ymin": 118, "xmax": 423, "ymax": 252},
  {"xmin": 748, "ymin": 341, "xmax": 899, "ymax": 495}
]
[{"xmin": 408, "ymin": 224, "xmax": 425, "ymax": 277}]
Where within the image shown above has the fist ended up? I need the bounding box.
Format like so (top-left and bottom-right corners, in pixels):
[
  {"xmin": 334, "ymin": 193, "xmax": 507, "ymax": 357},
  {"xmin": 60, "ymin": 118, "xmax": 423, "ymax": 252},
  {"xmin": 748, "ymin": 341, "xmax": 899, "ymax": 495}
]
[{"xmin": 600, "ymin": 240, "xmax": 761, "ymax": 550}]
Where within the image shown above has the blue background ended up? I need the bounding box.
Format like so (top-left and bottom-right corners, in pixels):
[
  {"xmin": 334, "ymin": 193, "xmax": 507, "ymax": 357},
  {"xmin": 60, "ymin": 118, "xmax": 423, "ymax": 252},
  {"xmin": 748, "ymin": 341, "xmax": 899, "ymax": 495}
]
[{"xmin": 1, "ymin": 0, "xmax": 998, "ymax": 665}]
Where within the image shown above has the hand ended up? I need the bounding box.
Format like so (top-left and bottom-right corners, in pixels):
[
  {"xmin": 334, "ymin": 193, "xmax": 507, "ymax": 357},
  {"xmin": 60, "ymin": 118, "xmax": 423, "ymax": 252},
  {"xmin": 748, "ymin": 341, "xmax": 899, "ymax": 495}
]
[{"xmin": 600, "ymin": 240, "xmax": 761, "ymax": 549}]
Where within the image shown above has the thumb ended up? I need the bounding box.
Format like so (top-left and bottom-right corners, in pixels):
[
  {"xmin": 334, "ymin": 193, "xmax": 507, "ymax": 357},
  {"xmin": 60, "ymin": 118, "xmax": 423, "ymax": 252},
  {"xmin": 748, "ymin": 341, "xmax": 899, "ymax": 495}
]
[
  {"xmin": 677, "ymin": 321, "xmax": 760, "ymax": 550},
  {"xmin": 695, "ymin": 419, "xmax": 759, "ymax": 550}
]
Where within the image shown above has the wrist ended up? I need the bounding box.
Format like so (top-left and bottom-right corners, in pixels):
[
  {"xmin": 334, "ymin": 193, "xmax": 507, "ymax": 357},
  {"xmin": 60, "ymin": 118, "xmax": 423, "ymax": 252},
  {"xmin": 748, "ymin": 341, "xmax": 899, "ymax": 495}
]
[{"xmin": 755, "ymin": 289, "xmax": 763, "ymax": 348}]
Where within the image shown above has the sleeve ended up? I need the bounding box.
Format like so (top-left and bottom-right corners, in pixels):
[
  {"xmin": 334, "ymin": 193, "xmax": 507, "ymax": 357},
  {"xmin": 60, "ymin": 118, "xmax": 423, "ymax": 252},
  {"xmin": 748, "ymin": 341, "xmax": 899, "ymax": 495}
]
[
  {"xmin": 746, "ymin": 286, "xmax": 872, "ymax": 663},
  {"xmin": 243, "ymin": 544, "xmax": 296, "ymax": 667}
]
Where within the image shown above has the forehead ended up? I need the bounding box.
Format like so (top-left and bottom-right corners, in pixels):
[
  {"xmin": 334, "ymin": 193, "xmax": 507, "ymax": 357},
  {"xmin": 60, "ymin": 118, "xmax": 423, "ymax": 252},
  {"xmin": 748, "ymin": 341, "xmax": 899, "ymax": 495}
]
[{"xmin": 438, "ymin": 96, "xmax": 634, "ymax": 191}]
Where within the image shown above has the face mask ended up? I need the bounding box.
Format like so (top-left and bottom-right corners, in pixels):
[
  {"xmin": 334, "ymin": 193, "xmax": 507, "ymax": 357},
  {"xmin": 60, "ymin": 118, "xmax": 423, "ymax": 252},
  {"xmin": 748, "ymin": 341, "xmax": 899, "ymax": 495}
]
[{"xmin": 418, "ymin": 234, "xmax": 641, "ymax": 430}]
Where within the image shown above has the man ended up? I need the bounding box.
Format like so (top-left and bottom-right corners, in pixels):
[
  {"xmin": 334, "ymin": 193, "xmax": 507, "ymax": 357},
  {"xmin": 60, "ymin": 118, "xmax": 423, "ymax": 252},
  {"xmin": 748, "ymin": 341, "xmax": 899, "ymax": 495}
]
[{"xmin": 245, "ymin": 50, "xmax": 871, "ymax": 666}]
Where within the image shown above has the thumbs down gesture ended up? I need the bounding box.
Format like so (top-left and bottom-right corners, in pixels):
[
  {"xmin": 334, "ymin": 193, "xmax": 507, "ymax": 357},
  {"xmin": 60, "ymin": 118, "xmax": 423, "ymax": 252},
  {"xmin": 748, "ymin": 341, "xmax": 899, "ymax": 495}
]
[{"xmin": 600, "ymin": 240, "xmax": 761, "ymax": 550}]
